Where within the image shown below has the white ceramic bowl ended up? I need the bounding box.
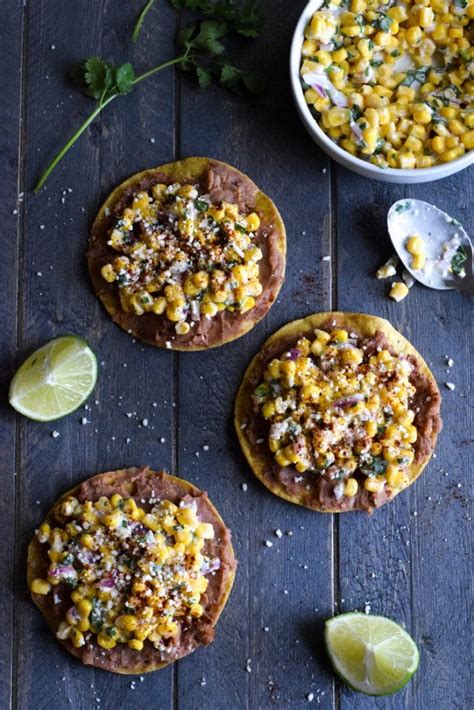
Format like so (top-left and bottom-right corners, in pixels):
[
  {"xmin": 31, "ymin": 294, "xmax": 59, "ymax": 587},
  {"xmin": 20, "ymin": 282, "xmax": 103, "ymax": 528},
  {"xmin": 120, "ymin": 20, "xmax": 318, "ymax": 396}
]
[{"xmin": 290, "ymin": 0, "xmax": 474, "ymax": 183}]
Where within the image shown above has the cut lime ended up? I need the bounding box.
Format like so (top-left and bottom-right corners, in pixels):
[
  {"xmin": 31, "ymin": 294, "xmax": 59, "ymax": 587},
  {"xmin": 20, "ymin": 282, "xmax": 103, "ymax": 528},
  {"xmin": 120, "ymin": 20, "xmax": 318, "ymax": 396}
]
[
  {"xmin": 9, "ymin": 335, "xmax": 98, "ymax": 422},
  {"xmin": 325, "ymin": 612, "xmax": 419, "ymax": 696}
]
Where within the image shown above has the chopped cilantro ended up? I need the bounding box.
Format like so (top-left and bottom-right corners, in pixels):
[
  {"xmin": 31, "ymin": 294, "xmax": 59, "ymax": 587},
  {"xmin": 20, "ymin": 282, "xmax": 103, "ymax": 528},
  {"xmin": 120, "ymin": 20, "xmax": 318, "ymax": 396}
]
[
  {"xmin": 253, "ymin": 384, "xmax": 269, "ymax": 403},
  {"xmin": 451, "ymin": 246, "xmax": 467, "ymax": 276},
  {"xmin": 194, "ymin": 198, "xmax": 208, "ymax": 211},
  {"xmin": 401, "ymin": 67, "xmax": 429, "ymax": 87},
  {"xmin": 91, "ymin": 598, "xmax": 104, "ymax": 631},
  {"xmin": 374, "ymin": 138, "xmax": 385, "ymax": 155},
  {"xmin": 372, "ymin": 13, "xmax": 392, "ymax": 32},
  {"xmin": 395, "ymin": 201, "xmax": 412, "ymax": 214}
]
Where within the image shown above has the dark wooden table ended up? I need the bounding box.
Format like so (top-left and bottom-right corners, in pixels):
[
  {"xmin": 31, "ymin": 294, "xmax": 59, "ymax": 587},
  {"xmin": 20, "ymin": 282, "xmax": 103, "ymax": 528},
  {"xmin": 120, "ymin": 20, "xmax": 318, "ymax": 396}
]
[{"xmin": 1, "ymin": 2, "xmax": 472, "ymax": 709}]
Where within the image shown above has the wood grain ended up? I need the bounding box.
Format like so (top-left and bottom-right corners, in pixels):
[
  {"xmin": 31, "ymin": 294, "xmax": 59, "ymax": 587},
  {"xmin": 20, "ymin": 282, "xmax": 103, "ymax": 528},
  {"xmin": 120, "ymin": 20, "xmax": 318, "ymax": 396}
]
[
  {"xmin": 334, "ymin": 168, "xmax": 473, "ymax": 710},
  {"xmin": 0, "ymin": 1, "xmax": 24, "ymax": 708}
]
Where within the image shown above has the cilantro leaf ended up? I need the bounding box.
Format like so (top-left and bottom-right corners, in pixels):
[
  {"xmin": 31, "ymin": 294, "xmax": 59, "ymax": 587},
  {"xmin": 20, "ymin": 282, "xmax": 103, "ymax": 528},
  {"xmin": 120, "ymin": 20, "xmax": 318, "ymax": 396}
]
[
  {"xmin": 192, "ymin": 20, "xmax": 228, "ymax": 54},
  {"xmin": 237, "ymin": 1, "xmax": 264, "ymax": 37},
  {"xmin": 115, "ymin": 63, "xmax": 135, "ymax": 94},
  {"xmin": 451, "ymin": 246, "xmax": 467, "ymax": 276},
  {"xmin": 196, "ymin": 66, "xmax": 212, "ymax": 88},
  {"xmin": 72, "ymin": 57, "xmax": 114, "ymax": 100}
]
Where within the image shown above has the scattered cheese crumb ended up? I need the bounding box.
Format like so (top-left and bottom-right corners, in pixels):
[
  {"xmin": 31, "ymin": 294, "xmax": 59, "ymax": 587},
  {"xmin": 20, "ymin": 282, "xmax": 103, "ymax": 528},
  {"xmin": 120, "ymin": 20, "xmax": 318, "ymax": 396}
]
[
  {"xmin": 402, "ymin": 269, "xmax": 415, "ymax": 288},
  {"xmin": 306, "ymin": 693, "xmax": 314, "ymax": 702},
  {"xmin": 241, "ymin": 483, "xmax": 248, "ymax": 492},
  {"xmin": 364, "ymin": 603, "xmax": 371, "ymax": 614},
  {"xmin": 264, "ymin": 540, "xmax": 273, "ymax": 548},
  {"xmin": 165, "ymin": 341, "xmax": 172, "ymax": 349},
  {"xmin": 202, "ymin": 444, "xmax": 209, "ymax": 451},
  {"xmin": 389, "ymin": 281, "xmax": 409, "ymax": 302},
  {"xmin": 376, "ymin": 256, "xmax": 398, "ymax": 279},
  {"xmin": 321, "ymin": 255, "xmax": 331, "ymax": 262},
  {"xmin": 275, "ymin": 529, "xmax": 282, "ymax": 538},
  {"xmin": 445, "ymin": 382, "xmax": 455, "ymax": 391},
  {"xmin": 81, "ymin": 417, "xmax": 88, "ymax": 425},
  {"xmin": 142, "ymin": 418, "xmax": 148, "ymax": 427},
  {"xmin": 446, "ymin": 357, "xmax": 454, "ymax": 367},
  {"xmin": 51, "ymin": 430, "xmax": 60, "ymax": 438}
]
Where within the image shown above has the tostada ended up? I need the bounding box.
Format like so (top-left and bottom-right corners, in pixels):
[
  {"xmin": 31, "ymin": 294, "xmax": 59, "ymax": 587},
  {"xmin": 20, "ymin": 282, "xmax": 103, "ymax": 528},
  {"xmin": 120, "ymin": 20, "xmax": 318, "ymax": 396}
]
[
  {"xmin": 235, "ymin": 313, "xmax": 442, "ymax": 513},
  {"xmin": 88, "ymin": 157, "xmax": 286, "ymax": 350},
  {"xmin": 28, "ymin": 467, "xmax": 236, "ymax": 673}
]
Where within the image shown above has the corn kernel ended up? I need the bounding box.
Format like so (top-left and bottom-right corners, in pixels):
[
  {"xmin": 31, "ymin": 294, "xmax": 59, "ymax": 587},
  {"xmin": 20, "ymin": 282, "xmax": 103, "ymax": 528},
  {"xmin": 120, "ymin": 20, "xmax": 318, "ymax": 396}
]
[
  {"xmin": 389, "ymin": 282, "xmax": 409, "ymax": 302},
  {"xmin": 344, "ymin": 478, "xmax": 358, "ymax": 497},
  {"xmin": 31, "ymin": 578, "xmax": 51, "ymax": 595}
]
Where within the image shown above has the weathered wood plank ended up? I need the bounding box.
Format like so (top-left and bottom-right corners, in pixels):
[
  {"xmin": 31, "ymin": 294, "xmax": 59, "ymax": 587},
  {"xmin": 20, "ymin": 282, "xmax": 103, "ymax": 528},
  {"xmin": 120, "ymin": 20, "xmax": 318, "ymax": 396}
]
[
  {"xmin": 175, "ymin": 1, "xmax": 335, "ymax": 707},
  {"xmin": 0, "ymin": 2, "xmax": 24, "ymax": 708},
  {"xmin": 14, "ymin": 1, "xmax": 176, "ymax": 708},
  {"xmin": 335, "ymin": 165, "xmax": 473, "ymax": 710}
]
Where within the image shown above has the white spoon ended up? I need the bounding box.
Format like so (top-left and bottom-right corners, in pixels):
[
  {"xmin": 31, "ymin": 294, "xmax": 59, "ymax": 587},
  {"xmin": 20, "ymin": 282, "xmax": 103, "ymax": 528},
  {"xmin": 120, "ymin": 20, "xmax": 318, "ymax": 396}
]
[{"xmin": 387, "ymin": 199, "xmax": 474, "ymax": 295}]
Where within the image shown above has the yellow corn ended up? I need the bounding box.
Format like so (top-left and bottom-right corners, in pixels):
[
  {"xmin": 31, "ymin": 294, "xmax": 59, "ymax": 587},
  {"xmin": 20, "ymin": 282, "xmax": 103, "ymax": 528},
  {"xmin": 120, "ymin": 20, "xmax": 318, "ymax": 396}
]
[{"xmin": 31, "ymin": 578, "xmax": 51, "ymax": 595}]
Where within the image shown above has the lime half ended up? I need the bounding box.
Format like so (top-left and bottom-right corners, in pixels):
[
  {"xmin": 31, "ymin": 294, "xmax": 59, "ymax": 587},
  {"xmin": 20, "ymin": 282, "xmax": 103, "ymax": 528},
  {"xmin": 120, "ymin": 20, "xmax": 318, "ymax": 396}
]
[
  {"xmin": 9, "ymin": 336, "xmax": 97, "ymax": 422},
  {"xmin": 325, "ymin": 612, "xmax": 419, "ymax": 696}
]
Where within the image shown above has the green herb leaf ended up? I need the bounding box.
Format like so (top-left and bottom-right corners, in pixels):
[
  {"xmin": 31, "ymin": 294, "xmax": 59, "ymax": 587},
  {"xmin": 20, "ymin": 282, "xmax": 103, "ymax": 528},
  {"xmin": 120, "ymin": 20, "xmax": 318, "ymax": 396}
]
[
  {"xmin": 196, "ymin": 66, "xmax": 212, "ymax": 87},
  {"xmin": 451, "ymin": 245, "xmax": 467, "ymax": 276},
  {"xmin": 234, "ymin": 1, "xmax": 264, "ymax": 37},
  {"xmin": 115, "ymin": 63, "xmax": 135, "ymax": 94},
  {"xmin": 372, "ymin": 13, "xmax": 392, "ymax": 32},
  {"xmin": 395, "ymin": 201, "xmax": 412, "ymax": 213},
  {"xmin": 192, "ymin": 20, "xmax": 228, "ymax": 54},
  {"xmin": 132, "ymin": 0, "xmax": 155, "ymax": 43},
  {"xmin": 401, "ymin": 66, "xmax": 429, "ymax": 87},
  {"xmin": 72, "ymin": 57, "xmax": 114, "ymax": 100}
]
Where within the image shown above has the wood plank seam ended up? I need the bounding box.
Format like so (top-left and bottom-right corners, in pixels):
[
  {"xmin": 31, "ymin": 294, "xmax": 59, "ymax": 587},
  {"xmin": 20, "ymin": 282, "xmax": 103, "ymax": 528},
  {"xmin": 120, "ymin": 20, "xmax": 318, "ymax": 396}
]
[{"xmin": 12, "ymin": 3, "xmax": 30, "ymax": 708}]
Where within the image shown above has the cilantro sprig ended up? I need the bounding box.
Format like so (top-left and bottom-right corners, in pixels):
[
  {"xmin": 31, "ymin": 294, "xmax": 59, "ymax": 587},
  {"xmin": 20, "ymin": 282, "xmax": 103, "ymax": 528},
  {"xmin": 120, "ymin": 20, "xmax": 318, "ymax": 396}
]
[
  {"xmin": 174, "ymin": 1, "xmax": 264, "ymax": 93},
  {"xmin": 132, "ymin": 0, "xmax": 155, "ymax": 43},
  {"xmin": 33, "ymin": 53, "xmax": 186, "ymax": 192},
  {"xmin": 34, "ymin": 1, "xmax": 264, "ymax": 191}
]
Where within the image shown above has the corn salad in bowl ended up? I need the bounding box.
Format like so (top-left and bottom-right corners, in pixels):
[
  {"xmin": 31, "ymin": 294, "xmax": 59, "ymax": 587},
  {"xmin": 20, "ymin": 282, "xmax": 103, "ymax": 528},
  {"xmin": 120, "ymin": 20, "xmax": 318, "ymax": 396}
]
[{"xmin": 290, "ymin": 0, "xmax": 474, "ymax": 181}]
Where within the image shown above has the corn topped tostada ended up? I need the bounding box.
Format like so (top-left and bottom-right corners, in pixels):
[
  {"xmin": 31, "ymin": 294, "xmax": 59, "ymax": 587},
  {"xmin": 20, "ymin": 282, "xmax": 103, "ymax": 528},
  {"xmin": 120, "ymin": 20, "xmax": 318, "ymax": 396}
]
[
  {"xmin": 235, "ymin": 313, "xmax": 442, "ymax": 513},
  {"xmin": 88, "ymin": 158, "xmax": 286, "ymax": 350},
  {"xmin": 28, "ymin": 467, "xmax": 236, "ymax": 674}
]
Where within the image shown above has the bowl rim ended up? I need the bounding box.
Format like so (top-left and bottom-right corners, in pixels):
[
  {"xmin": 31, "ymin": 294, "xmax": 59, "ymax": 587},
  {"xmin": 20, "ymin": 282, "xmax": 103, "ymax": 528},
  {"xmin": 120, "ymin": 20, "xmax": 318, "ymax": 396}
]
[{"xmin": 289, "ymin": 0, "xmax": 474, "ymax": 180}]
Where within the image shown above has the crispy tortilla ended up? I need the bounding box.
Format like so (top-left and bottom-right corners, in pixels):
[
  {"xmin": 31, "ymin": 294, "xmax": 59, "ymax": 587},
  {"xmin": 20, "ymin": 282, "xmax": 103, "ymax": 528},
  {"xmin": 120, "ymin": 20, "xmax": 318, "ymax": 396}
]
[
  {"xmin": 27, "ymin": 467, "xmax": 236, "ymax": 674},
  {"xmin": 234, "ymin": 312, "xmax": 442, "ymax": 513},
  {"xmin": 88, "ymin": 157, "xmax": 286, "ymax": 350}
]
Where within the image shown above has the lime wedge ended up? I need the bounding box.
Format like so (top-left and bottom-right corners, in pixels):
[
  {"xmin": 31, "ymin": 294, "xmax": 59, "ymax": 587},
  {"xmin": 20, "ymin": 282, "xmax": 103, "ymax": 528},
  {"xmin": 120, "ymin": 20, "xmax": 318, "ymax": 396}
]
[
  {"xmin": 9, "ymin": 336, "xmax": 97, "ymax": 422},
  {"xmin": 325, "ymin": 612, "xmax": 419, "ymax": 696}
]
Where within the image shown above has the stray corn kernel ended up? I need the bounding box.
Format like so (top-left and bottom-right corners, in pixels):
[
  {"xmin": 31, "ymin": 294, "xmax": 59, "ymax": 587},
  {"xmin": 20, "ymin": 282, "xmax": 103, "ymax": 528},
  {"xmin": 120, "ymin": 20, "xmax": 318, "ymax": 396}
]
[{"xmin": 389, "ymin": 282, "xmax": 409, "ymax": 302}]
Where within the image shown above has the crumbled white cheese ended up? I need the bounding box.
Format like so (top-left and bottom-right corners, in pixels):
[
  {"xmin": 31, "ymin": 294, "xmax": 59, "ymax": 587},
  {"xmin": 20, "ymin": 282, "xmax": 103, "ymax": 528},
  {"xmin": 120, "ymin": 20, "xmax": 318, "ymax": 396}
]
[
  {"xmin": 241, "ymin": 483, "xmax": 248, "ymax": 492},
  {"xmin": 445, "ymin": 382, "xmax": 455, "ymax": 391},
  {"xmin": 376, "ymin": 255, "xmax": 398, "ymax": 279}
]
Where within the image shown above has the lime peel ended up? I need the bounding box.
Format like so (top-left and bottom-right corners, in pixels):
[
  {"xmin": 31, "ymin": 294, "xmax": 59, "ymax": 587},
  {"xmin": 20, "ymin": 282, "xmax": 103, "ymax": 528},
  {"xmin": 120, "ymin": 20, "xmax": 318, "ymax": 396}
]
[
  {"xmin": 325, "ymin": 612, "xmax": 419, "ymax": 696},
  {"xmin": 9, "ymin": 335, "xmax": 98, "ymax": 422}
]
